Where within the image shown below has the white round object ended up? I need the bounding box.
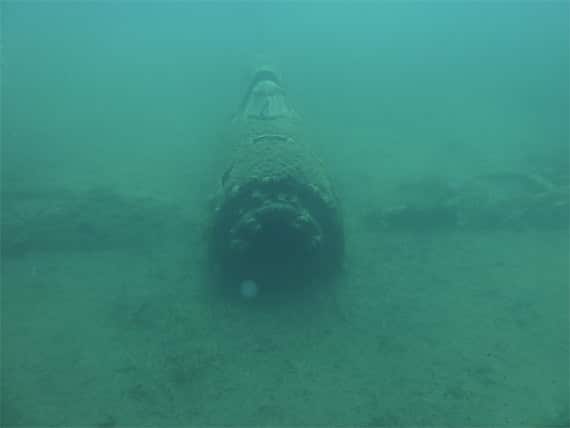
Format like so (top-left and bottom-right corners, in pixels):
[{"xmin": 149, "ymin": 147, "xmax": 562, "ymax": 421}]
[{"xmin": 240, "ymin": 279, "xmax": 258, "ymax": 299}]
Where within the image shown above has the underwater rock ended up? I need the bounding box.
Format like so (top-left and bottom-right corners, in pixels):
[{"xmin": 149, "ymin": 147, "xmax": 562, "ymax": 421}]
[
  {"xmin": 453, "ymin": 171, "xmax": 569, "ymax": 229},
  {"xmin": 369, "ymin": 172, "xmax": 569, "ymax": 232},
  {"xmin": 209, "ymin": 66, "xmax": 344, "ymax": 282},
  {"xmin": 0, "ymin": 188, "xmax": 178, "ymax": 257}
]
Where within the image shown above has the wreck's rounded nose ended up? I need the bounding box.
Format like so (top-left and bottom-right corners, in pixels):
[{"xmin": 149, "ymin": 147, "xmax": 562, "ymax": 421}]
[
  {"xmin": 250, "ymin": 64, "xmax": 282, "ymax": 86},
  {"xmin": 211, "ymin": 68, "xmax": 343, "ymax": 285},
  {"xmin": 211, "ymin": 159, "xmax": 344, "ymax": 284},
  {"xmin": 226, "ymin": 187, "xmax": 325, "ymax": 276}
]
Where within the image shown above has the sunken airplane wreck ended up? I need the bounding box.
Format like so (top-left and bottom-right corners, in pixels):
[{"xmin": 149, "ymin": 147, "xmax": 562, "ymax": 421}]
[{"xmin": 209, "ymin": 66, "xmax": 344, "ymax": 285}]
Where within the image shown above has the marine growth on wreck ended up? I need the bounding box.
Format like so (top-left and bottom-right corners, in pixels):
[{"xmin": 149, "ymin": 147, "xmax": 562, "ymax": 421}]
[{"xmin": 209, "ymin": 66, "xmax": 344, "ymax": 285}]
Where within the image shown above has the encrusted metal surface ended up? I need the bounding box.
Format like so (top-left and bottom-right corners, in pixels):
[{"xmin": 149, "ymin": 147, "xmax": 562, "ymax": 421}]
[{"xmin": 209, "ymin": 67, "xmax": 343, "ymax": 282}]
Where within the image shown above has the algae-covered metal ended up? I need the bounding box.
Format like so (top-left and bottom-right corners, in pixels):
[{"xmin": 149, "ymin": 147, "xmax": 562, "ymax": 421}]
[{"xmin": 210, "ymin": 66, "xmax": 343, "ymax": 282}]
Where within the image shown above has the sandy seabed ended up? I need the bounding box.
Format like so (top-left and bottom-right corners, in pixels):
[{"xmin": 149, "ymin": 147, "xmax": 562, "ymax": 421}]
[{"xmin": 2, "ymin": 220, "xmax": 568, "ymax": 427}]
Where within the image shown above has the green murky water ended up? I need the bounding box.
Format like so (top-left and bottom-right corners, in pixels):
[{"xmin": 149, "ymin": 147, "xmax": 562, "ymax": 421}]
[{"xmin": 1, "ymin": 2, "xmax": 568, "ymax": 426}]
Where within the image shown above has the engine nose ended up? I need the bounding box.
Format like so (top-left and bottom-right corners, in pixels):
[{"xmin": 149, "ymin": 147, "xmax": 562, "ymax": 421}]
[
  {"xmin": 209, "ymin": 67, "xmax": 344, "ymax": 284},
  {"xmin": 227, "ymin": 185, "xmax": 324, "ymax": 274},
  {"xmin": 243, "ymin": 80, "xmax": 292, "ymax": 119}
]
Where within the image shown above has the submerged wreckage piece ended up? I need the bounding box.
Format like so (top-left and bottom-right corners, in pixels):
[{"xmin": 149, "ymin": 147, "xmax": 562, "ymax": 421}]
[{"xmin": 210, "ymin": 66, "xmax": 343, "ymax": 283}]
